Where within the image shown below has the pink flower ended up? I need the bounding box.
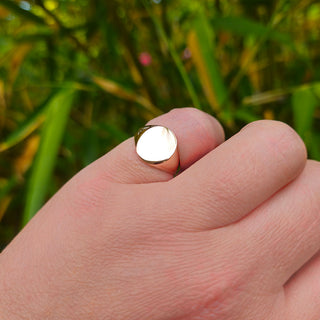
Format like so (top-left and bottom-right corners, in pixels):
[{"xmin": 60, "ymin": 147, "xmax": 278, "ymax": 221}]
[
  {"xmin": 139, "ymin": 52, "xmax": 152, "ymax": 66},
  {"xmin": 182, "ymin": 48, "xmax": 192, "ymax": 60}
]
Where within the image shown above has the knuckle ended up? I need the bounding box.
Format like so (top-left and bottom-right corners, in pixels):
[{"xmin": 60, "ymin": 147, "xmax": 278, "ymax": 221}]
[
  {"xmin": 193, "ymin": 109, "xmax": 225, "ymax": 143},
  {"xmin": 250, "ymin": 120, "xmax": 305, "ymax": 152},
  {"xmin": 169, "ymin": 107, "xmax": 199, "ymax": 117},
  {"xmin": 245, "ymin": 120, "xmax": 307, "ymax": 170},
  {"xmin": 169, "ymin": 108, "xmax": 225, "ymax": 153},
  {"xmin": 169, "ymin": 108, "xmax": 211, "ymax": 129},
  {"xmin": 161, "ymin": 108, "xmax": 225, "ymax": 147}
]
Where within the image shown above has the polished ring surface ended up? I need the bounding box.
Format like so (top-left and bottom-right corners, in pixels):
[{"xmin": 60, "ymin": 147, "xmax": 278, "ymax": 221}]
[{"xmin": 134, "ymin": 125, "xmax": 179, "ymax": 173}]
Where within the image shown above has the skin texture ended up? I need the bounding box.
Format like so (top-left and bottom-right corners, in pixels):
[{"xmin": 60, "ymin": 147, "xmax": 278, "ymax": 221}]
[{"xmin": 1, "ymin": 107, "xmax": 320, "ymax": 320}]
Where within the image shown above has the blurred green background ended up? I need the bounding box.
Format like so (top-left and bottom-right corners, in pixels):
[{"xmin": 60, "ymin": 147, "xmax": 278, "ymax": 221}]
[{"xmin": 0, "ymin": 0, "xmax": 320, "ymax": 248}]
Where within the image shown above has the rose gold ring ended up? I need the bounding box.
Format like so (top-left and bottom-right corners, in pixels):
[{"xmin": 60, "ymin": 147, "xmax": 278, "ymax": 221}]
[{"xmin": 134, "ymin": 125, "xmax": 179, "ymax": 173}]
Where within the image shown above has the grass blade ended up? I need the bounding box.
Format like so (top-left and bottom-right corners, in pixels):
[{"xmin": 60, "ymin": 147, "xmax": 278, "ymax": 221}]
[
  {"xmin": 23, "ymin": 88, "xmax": 75, "ymax": 225},
  {"xmin": 188, "ymin": 10, "xmax": 229, "ymax": 113},
  {"xmin": 96, "ymin": 122, "xmax": 130, "ymax": 142},
  {"xmin": 243, "ymin": 88, "xmax": 291, "ymax": 106},
  {"xmin": 211, "ymin": 16, "xmax": 294, "ymax": 47},
  {"xmin": 309, "ymin": 132, "xmax": 320, "ymax": 161},
  {"xmin": 142, "ymin": 0, "xmax": 201, "ymax": 109},
  {"xmin": 92, "ymin": 76, "xmax": 162, "ymax": 116},
  {"xmin": 292, "ymin": 84, "xmax": 319, "ymax": 137},
  {"xmin": 234, "ymin": 109, "xmax": 261, "ymax": 123},
  {"xmin": 229, "ymin": 0, "xmax": 296, "ymax": 92},
  {"xmin": 292, "ymin": 83, "xmax": 320, "ymax": 160},
  {"xmin": 0, "ymin": 94, "xmax": 54, "ymax": 152}
]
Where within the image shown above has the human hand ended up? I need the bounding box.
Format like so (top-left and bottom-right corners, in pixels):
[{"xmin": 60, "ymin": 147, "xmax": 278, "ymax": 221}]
[{"xmin": 1, "ymin": 108, "xmax": 319, "ymax": 320}]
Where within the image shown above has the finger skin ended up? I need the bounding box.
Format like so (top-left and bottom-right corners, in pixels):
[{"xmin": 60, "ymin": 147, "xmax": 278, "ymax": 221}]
[
  {"xmin": 90, "ymin": 108, "xmax": 225, "ymax": 184},
  {"xmin": 164, "ymin": 120, "xmax": 307, "ymax": 231},
  {"xmin": 225, "ymin": 160, "xmax": 320, "ymax": 292},
  {"xmin": 284, "ymin": 251, "xmax": 320, "ymax": 320}
]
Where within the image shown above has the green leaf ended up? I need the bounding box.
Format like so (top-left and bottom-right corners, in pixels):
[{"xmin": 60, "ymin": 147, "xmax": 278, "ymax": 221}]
[
  {"xmin": 234, "ymin": 109, "xmax": 261, "ymax": 123},
  {"xmin": 22, "ymin": 88, "xmax": 76, "ymax": 225},
  {"xmin": 0, "ymin": 0, "xmax": 46, "ymax": 25},
  {"xmin": 188, "ymin": 10, "xmax": 229, "ymax": 112},
  {"xmin": 242, "ymin": 88, "xmax": 290, "ymax": 106},
  {"xmin": 0, "ymin": 94, "xmax": 54, "ymax": 152},
  {"xmin": 309, "ymin": 132, "xmax": 320, "ymax": 161},
  {"xmin": 92, "ymin": 76, "xmax": 162, "ymax": 116},
  {"xmin": 292, "ymin": 85, "xmax": 319, "ymax": 137},
  {"xmin": 211, "ymin": 16, "xmax": 294, "ymax": 47},
  {"xmin": 292, "ymin": 83, "xmax": 320, "ymax": 160},
  {"xmin": 97, "ymin": 122, "xmax": 130, "ymax": 142}
]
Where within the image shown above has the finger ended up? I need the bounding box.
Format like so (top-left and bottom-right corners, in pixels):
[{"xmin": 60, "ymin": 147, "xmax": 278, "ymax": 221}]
[
  {"xmin": 284, "ymin": 251, "xmax": 320, "ymax": 320},
  {"xmin": 229, "ymin": 160, "xmax": 320, "ymax": 291},
  {"xmin": 165, "ymin": 120, "xmax": 307, "ymax": 230},
  {"xmin": 88, "ymin": 108, "xmax": 225, "ymax": 184}
]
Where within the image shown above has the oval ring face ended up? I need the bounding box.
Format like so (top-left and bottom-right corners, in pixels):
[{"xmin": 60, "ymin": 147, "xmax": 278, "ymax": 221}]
[{"xmin": 135, "ymin": 126, "xmax": 177, "ymax": 163}]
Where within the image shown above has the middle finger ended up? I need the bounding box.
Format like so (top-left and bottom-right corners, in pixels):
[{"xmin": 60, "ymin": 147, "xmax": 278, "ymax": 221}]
[{"xmin": 164, "ymin": 120, "xmax": 306, "ymax": 231}]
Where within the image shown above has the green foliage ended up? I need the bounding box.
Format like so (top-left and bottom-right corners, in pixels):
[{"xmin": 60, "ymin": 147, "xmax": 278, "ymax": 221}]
[
  {"xmin": 23, "ymin": 87, "xmax": 75, "ymax": 225},
  {"xmin": 211, "ymin": 16, "xmax": 294, "ymax": 46},
  {"xmin": 0, "ymin": 0, "xmax": 46, "ymax": 25},
  {"xmin": 189, "ymin": 9, "xmax": 228, "ymax": 113},
  {"xmin": 0, "ymin": 0, "xmax": 320, "ymax": 246},
  {"xmin": 292, "ymin": 83, "xmax": 320, "ymax": 159},
  {"xmin": 0, "ymin": 93, "xmax": 54, "ymax": 152},
  {"xmin": 292, "ymin": 84, "xmax": 319, "ymax": 138}
]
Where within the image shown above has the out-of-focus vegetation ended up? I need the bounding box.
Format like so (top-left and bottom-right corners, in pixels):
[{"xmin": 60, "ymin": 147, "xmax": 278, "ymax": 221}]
[{"xmin": 1, "ymin": 0, "xmax": 320, "ymax": 248}]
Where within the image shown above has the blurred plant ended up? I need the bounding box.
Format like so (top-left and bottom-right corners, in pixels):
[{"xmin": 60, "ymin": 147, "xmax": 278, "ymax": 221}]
[{"xmin": 0, "ymin": 0, "xmax": 320, "ymax": 247}]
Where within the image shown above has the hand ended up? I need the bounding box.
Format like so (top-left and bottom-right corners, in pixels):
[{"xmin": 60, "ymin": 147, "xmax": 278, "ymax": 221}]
[{"xmin": 1, "ymin": 108, "xmax": 319, "ymax": 320}]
